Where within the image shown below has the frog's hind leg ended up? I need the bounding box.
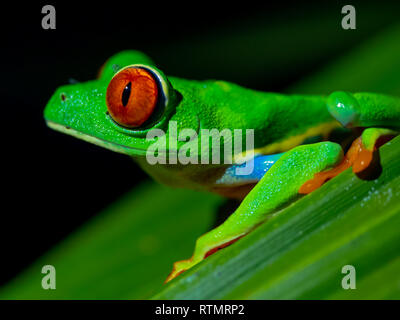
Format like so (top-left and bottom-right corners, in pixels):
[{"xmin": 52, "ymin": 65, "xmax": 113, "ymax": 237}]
[
  {"xmin": 327, "ymin": 91, "xmax": 400, "ymax": 128},
  {"xmin": 165, "ymin": 141, "xmax": 343, "ymax": 283},
  {"xmin": 326, "ymin": 92, "xmax": 399, "ymax": 151}
]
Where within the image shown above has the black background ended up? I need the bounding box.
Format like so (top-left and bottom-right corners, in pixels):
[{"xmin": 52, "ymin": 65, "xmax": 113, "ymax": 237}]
[{"xmin": 1, "ymin": 1, "xmax": 398, "ymax": 286}]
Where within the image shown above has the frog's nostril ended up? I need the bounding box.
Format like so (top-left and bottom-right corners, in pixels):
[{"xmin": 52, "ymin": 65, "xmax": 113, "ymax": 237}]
[{"xmin": 60, "ymin": 93, "xmax": 67, "ymax": 102}]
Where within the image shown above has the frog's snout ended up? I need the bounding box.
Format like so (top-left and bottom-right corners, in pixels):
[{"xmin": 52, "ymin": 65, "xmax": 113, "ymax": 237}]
[{"xmin": 327, "ymin": 91, "xmax": 360, "ymax": 127}]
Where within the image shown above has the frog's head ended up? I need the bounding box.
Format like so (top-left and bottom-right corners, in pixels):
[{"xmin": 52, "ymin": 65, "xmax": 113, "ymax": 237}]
[{"xmin": 44, "ymin": 51, "xmax": 199, "ymax": 157}]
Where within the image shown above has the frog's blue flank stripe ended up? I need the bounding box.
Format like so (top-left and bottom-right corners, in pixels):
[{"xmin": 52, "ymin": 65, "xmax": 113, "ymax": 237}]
[{"xmin": 217, "ymin": 153, "xmax": 285, "ymax": 185}]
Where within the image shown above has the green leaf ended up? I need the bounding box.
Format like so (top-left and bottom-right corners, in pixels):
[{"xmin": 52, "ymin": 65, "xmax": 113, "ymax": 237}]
[
  {"xmin": 0, "ymin": 185, "xmax": 222, "ymax": 299},
  {"xmin": 288, "ymin": 23, "xmax": 400, "ymax": 95}
]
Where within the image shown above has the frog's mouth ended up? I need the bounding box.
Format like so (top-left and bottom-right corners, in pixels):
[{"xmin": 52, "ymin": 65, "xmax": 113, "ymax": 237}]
[
  {"xmin": 46, "ymin": 117, "xmax": 202, "ymax": 158},
  {"xmin": 46, "ymin": 120, "xmax": 150, "ymax": 156}
]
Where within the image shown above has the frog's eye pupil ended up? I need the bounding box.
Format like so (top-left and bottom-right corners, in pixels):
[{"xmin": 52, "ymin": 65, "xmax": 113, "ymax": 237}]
[
  {"xmin": 106, "ymin": 67, "xmax": 159, "ymax": 128},
  {"xmin": 121, "ymin": 82, "xmax": 132, "ymax": 107}
]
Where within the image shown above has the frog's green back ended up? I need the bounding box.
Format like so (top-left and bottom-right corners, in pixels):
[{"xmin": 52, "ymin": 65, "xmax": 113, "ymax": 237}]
[{"xmin": 169, "ymin": 76, "xmax": 336, "ymax": 151}]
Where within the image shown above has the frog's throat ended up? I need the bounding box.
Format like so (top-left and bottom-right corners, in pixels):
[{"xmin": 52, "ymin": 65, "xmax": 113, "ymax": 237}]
[{"xmin": 46, "ymin": 120, "xmax": 149, "ymax": 156}]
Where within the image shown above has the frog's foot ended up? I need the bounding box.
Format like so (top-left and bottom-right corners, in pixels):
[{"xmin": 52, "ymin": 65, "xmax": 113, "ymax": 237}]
[
  {"xmin": 299, "ymin": 128, "xmax": 397, "ymax": 194},
  {"xmin": 165, "ymin": 258, "xmax": 196, "ymax": 283},
  {"xmin": 165, "ymin": 235, "xmax": 243, "ymax": 283}
]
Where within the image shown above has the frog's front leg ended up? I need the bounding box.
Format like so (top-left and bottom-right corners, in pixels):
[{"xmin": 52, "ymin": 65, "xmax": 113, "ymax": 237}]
[{"xmin": 165, "ymin": 142, "xmax": 344, "ymax": 283}]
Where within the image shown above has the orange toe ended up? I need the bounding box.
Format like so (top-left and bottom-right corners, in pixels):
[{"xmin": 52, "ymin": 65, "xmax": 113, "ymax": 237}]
[
  {"xmin": 352, "ymin": 148, "xmax": 374, "ymax": 173},
  {"xmin": 299, "ymin": 137, "xmax": 375, "ymax": 195},
  {"xmin": 164, "ymin": 258, "xmax": 192, "ymax": 283}
]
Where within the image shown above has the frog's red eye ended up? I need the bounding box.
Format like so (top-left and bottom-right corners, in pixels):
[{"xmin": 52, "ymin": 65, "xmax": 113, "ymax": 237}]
[{"xmin": 106, "ymin": 67, "xmax": 159, "ymax": 128}]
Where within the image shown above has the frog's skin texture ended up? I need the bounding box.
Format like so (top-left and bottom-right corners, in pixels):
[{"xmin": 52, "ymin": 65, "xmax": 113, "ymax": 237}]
[{"xmin": 44, "ymin": 51, "xmax": 400, "ymax": 283}]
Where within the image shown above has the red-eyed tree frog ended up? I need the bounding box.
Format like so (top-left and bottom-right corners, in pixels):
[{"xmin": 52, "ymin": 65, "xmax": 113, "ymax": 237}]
[{"xmin": 44, "ymin": 51, "xmax": 400, "ymax": 283}]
